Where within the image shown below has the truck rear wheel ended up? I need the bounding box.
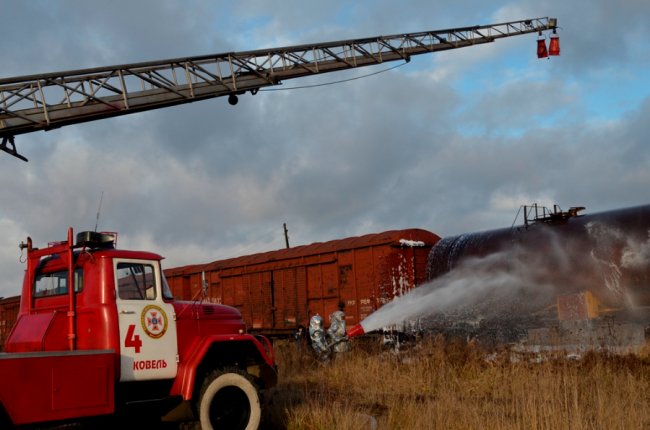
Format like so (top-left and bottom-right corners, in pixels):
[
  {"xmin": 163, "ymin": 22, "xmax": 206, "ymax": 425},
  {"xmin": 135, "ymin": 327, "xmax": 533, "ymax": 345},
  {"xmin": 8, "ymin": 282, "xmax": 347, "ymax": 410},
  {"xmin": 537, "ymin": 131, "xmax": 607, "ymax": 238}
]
[{"xmin": 198, "ymin": 369, "xmax": 261, "ymax": 430}]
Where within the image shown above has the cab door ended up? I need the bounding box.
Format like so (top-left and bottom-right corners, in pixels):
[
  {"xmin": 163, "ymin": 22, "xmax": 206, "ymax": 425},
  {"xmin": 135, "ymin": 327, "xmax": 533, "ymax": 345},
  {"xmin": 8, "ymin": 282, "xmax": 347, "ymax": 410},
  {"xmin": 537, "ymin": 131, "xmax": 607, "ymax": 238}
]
[{"xmin": 114, "ymin": 258, "xmax": 178, "ymax": 381}]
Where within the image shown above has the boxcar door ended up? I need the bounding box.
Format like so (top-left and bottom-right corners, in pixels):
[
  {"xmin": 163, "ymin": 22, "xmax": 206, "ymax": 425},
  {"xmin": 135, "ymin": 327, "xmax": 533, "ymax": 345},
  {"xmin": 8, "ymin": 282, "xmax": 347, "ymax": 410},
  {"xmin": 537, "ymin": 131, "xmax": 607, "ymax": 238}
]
[{"xmin": 306, "ymin": 263, "xmax": 340, "ymax": 321}]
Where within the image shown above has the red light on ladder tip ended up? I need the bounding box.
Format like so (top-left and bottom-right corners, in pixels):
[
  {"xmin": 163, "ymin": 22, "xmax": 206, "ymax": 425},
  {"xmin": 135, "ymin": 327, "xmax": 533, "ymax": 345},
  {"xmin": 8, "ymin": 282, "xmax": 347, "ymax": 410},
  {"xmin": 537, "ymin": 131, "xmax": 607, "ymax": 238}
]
[
  {"xmin": 537, "ymin": 38, "xmax": 548, "ymax": 59},
  {"xmin": 549, "ymin": 35, "xmax": 560, "ymax": 56}
]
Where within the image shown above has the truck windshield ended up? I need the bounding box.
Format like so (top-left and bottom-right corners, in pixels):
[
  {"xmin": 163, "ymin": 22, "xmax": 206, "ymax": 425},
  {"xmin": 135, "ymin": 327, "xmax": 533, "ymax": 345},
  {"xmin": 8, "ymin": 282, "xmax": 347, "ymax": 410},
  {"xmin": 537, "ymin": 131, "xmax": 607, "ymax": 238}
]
[{"xmin": 34, "ymin": 269, "xmax": 83, "ymax": 297}]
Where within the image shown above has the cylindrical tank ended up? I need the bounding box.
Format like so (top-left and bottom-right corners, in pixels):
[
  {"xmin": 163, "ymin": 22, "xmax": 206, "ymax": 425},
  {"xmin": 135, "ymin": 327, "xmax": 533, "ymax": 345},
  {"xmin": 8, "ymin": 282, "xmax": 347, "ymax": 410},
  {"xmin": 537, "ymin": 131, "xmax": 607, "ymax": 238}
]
[{"xmin": 427, "ymin": 205, "xmax": 650, "ymax": 318}]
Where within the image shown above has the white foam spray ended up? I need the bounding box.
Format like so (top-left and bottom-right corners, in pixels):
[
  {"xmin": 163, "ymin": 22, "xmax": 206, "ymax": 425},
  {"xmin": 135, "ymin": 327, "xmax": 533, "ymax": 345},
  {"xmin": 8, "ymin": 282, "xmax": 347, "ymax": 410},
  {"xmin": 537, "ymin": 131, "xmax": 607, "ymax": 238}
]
[
  {"xmin": 360, "ymin": 223, "xmax": 650, "ymax": 334},
  {"xmin": 621, "ymin": 229, "xmax": 650, "ymax": 270},
  {"xmin": 361, "ymin": 244, "xmax": 558, "ymax": 333}
]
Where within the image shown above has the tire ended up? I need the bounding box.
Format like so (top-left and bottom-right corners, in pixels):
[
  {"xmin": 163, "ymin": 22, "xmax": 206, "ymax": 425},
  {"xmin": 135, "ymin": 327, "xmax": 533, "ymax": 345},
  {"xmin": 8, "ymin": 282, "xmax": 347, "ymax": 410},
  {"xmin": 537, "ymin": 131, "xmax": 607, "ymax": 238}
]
[
  {"xmin": 198, "ymin": 369, "xmax": 261, "ymax": 430},
  {"xmin": 0, "ymin": 405, "xmax": 13, "ymax": 430}
]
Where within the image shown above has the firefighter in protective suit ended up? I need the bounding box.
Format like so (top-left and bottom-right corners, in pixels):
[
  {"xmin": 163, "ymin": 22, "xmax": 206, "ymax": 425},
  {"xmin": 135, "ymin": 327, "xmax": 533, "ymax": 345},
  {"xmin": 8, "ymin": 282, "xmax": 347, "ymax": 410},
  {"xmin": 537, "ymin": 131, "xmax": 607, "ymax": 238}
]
[
  {"xmin": 309, "ymin": 314, "xmax": 330, "ymax": 362},
  {"xmin": 327, "ymin": 301, "xmax": 350, "ymax": 353}
]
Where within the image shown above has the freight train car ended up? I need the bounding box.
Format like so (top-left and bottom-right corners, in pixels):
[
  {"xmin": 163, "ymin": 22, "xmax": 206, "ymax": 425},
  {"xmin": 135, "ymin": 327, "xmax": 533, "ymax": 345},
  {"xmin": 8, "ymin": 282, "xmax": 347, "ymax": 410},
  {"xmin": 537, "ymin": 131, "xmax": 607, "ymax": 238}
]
[
  {"xmin": 0, "ymin": 296, "xmax": 20, "ymax": 351},
  {"xmin": 425, "ymin": 204, "xmax": 650, "ymax": 351},
  {"xmin": 164, "ymin": 229, "xmax": 440, "ymax": 336}
]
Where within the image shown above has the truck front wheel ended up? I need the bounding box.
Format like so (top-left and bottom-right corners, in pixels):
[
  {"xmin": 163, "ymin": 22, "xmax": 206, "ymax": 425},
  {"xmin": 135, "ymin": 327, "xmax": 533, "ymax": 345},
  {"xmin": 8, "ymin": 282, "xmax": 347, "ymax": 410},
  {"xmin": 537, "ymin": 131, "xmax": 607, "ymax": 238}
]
[{"xmin": 198, "ymin": 369, "xmax": 261, "ymax": 430}]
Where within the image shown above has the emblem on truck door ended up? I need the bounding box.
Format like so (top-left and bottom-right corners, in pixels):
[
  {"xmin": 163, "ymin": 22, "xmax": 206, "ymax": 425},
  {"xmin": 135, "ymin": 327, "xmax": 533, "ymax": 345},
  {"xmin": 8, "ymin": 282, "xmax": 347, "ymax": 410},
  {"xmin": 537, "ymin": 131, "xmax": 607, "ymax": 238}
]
[{"xmin": 141, "ymin": 305, "xmax": 168, "ymax": 339}]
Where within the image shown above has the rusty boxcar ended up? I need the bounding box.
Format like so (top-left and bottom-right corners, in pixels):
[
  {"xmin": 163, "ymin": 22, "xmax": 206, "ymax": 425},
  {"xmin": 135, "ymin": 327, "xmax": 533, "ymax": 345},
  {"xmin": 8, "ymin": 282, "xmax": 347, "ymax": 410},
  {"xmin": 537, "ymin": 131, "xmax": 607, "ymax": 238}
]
[
  {"xmin": 164, "ymin": 229, "xmax": 440, "ymax": 335},
  {"xmin": 0, "ymin": 295, "xmax": 20, "ymax": 351}
]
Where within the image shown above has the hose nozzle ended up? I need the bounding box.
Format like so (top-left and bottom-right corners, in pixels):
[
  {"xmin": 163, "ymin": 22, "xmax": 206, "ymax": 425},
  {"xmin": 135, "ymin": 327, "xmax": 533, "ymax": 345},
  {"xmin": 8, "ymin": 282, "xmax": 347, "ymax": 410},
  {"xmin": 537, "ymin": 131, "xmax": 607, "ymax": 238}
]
[{"xmin": 347, "ymin": 323, "xmax": 365, "ymax": 338}]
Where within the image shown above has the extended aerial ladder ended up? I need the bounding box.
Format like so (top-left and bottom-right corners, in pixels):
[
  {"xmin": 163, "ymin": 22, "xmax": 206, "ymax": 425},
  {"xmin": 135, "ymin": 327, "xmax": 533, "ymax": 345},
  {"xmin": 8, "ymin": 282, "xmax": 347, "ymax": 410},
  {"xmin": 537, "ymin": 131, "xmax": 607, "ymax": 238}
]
[{"xmin": 0, "ymin": 17, "xmax": 557, "ymax": 161}]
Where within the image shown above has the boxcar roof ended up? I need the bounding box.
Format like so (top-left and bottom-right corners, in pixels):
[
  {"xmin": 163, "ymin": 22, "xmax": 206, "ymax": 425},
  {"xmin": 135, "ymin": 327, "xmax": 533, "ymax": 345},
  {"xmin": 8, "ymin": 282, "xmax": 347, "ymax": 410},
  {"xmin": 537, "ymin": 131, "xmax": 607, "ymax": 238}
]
[
  {"xmin": 0, "ymin": 295, "xmax": 20, "ymax": 305},
  {"xmin": 165, "ymin": 228, "xmax": 440, "ymax": 275}
]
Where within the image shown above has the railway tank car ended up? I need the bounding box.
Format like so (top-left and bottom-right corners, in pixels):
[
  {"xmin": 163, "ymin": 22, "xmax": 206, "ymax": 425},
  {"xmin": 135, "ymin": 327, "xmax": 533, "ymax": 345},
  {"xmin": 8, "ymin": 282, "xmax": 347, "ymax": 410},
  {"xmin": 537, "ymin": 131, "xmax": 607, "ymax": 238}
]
[
  {"xmin": 164, "ymin": 229, "xmax": 440, "ymax": 336},
  {"xmin": 425, "ymin": 204, "xmax": 650, "ymax": 351}
]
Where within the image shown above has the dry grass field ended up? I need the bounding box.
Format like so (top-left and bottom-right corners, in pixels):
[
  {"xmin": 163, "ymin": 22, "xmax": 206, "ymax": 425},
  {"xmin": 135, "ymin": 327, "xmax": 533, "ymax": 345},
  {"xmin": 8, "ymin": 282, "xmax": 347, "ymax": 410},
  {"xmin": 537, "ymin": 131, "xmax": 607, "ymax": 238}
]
[{"xmin": 261, "ymin": 336, "xmax": 650, "ymax": 430}]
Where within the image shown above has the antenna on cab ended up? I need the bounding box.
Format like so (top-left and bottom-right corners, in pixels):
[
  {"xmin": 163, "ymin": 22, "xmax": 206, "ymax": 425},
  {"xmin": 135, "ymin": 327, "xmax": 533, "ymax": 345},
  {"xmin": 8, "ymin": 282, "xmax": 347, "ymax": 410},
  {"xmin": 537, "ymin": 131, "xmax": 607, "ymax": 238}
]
[{"xmin": 95, "ymin": 191, "xmax": 104, "ymax": 232}]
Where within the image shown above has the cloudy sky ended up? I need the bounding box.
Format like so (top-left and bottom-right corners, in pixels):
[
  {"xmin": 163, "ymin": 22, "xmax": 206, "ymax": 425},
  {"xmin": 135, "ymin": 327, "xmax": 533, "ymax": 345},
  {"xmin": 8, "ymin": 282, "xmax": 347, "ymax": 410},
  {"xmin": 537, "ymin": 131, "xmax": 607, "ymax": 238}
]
[{"xmin": 1, "ymin": 1, "xmax": 649, "ymax": 297}]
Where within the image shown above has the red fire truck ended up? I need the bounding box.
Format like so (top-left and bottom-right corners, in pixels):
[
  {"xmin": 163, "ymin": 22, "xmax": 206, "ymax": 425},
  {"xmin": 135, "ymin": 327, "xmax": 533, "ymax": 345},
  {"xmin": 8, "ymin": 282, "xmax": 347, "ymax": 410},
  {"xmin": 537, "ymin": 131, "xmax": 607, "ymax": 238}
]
[{"xmin": 0, "ymin": 229, "xmax": 276, "ymax": 429}]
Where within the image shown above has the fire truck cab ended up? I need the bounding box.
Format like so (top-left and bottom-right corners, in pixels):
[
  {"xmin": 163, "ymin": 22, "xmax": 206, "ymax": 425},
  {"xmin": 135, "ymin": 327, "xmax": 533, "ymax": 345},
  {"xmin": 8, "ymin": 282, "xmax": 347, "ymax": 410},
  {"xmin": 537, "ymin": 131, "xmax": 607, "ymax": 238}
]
[{"xmin": 0, "ymin": 228, "xmax": 276, "ymax": 429}]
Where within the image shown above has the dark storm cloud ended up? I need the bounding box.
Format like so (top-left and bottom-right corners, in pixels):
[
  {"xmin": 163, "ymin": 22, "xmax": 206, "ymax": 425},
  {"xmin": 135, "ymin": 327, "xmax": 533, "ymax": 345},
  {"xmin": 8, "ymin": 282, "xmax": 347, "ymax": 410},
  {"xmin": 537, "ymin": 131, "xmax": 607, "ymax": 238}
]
[
  {"xmin": 0, "ymin": 0, "xmax": 223, "ymax": 76},
  {"xmin": 1, "ymin": 1, "xmax": 649, "ymax": 296}
]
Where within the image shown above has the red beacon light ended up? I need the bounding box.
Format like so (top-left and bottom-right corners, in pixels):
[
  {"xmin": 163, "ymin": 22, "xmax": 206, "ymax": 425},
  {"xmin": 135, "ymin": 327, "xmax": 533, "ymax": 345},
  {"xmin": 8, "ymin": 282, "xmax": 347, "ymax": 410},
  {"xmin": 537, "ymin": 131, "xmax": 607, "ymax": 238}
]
[
  {"xmin": 537, "ymin": 32, "xmax": 548, "ymax": 59},
  {"xmin": 548, "ymin": 30, "xmax": 560, "ymax": 56},
  {"xmin": 538, "ymin": 29, "xmax": 560, "ymax": 59}
]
